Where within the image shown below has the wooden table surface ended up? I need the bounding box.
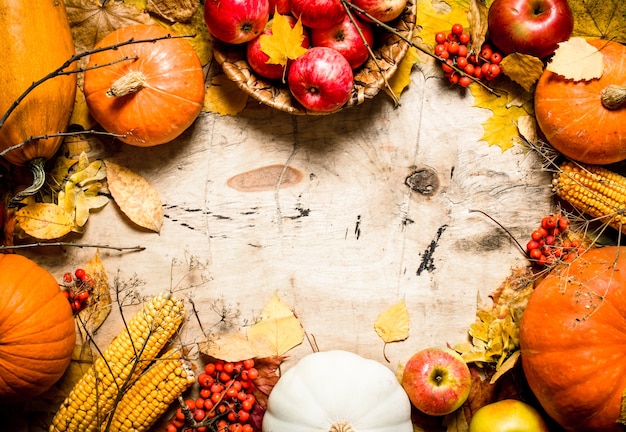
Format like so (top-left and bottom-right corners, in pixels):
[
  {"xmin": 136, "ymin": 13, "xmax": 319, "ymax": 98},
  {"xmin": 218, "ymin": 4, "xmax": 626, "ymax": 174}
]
[{"xmin": 23, "ymin": 66, "xmax": 553, "ymax": 369}]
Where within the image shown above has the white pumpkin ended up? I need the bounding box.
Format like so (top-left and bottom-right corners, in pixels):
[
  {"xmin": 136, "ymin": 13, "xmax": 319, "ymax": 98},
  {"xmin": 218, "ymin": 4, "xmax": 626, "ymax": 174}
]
[{"xmin": 262, "ymin": 350, "xmax": 414, "ymax": 432}]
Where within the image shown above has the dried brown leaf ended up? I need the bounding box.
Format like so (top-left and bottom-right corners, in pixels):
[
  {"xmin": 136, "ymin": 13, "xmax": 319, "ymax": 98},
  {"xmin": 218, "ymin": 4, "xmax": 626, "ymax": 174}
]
[
  {"xmin": 467, "ymin": 0, "xmax": 489, "ymax": 55},
  {"xmin": 146, "ymin": 0, "xmax": 200, "ymax": 23},
  {"xmin": 198, "ymin": 332, "xmax": 257, "ymax": 362},
  {"xmin": 77, "ymin": 250, "xmax": 112, "ymax": 340},
  {"xmin": 104, "ymin": 160, "xmax": 164, "ymax": 232},
  {"xmin": 252, "ymin": 356, "xmax": 286, "ymax": 409},
  {"xmin": 546, "ymin": 37, "xmax": 604, "ymax": 81},
  {"xmin": 15, "ymin": 203, "xmax": 74, "ymax": 240}
]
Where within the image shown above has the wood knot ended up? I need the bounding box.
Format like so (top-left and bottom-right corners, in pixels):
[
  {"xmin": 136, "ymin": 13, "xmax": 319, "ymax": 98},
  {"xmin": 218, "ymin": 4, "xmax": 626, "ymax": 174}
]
[{"xmin": 405, "ymin": 168, "xmax": 439, "ymax": 195}]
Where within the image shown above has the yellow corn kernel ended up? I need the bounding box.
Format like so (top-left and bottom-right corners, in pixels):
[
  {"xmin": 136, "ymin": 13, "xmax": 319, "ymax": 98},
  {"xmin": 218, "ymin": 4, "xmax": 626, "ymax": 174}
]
[
  {"xmin": 108, "ymin": 348, "xmax": 196, "ymax": 432},
  {"xmin": 553, "ymin": 161, "xmax": 626, "ymax": 232},
  {"xmin": 49, "ymin": 293, "xmax": 185, "ymax": 432}
]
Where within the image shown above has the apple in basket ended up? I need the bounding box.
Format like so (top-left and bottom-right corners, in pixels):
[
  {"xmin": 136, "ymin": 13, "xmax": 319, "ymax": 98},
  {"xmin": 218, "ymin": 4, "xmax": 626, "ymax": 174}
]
[
  {"xmin": 309, "ymin": 14, "xmax": 375, "ymax": 70},
  {"xmin": 204, "ymin": 0, "xmax": 270, "ymax": 44},
  {"xmin": 352, "ymin": 0, "xmax": 408, "ymax": 23},
  {"xmin": 287, "ymin": 46, "xmax": 354, "ymax": 113},
  {"xmin": 290, "ymin": 0, "xmax": 347, "ymax": 29},
  {"xmin": 247, "ymin": 16, "xmax": 311, "ymax": 80}
]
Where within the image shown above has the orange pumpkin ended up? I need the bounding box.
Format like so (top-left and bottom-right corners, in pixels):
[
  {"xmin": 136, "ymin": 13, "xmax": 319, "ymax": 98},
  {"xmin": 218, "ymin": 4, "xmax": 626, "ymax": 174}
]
[
  {"xmin": 0, "ymin": 254, "xmax": 76, "ymax": 402},
  {"xmin": 0, "ymin": 0, "xmax": 77, "ymax": 202},
  {"xmin": 534, "ymin": 39, "xmax": 626, "ymax": 165},
  {"xmin": 520, "ymin": 246, "xmax": 626, "ymax": 432},
  {"xmin": 83, "ymin": 25, "xmax": 206, "ymax": 147}
]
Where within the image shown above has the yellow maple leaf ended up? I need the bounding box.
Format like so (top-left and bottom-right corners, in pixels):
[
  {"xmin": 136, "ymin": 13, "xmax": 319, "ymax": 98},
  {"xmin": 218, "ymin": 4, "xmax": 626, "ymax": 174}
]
[
  {"xmin": 374, "ymin": 300, "xmax": 410, "ymax": 344},
  {"xmin": 385, "ymin": 46, "xmax": 420, "ymax": 99},
  {"xmin": 415, "ymin": 0, "xmax": 470, "ymax": 49},
  {"xmin": 471, "ymin": 79, "xmax": 533, "ymax": 151},
  {"xmin": 246, "ymin": 293, "xmax": 304, "ymax": 357},
  {"xmin": 259, "ymin": 13, "xmax": 307, "ymax": 66}
]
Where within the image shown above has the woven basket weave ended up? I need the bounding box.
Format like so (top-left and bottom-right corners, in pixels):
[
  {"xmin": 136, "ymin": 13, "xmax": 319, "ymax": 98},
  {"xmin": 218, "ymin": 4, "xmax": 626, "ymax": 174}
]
[{"xmin": 212, "ymin": 0, "xmax": 417, "ymax": 115}]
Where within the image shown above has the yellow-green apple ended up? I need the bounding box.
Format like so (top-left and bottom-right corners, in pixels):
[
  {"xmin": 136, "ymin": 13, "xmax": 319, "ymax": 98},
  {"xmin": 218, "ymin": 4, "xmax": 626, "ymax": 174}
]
[
  {"xmin": 290, "ymin": 0, "xmax": 346, "ymax": 29},
  {"xmin": 287, "ymin": 47, "xmax": 354, "ymax": 112},
  {"xmin": 352, "ymin": 0, "xmax": 407, "ymax": 23},
  {"xmin": 247, "ymin": 16, "xmax": 310, "ymax": 80},
  {"xmin": 204, "ymin": 0, "xmax": 270, "ymax": 44},
  {"xmin": 487, "ymin": 0, "xmax": 574, "ymax": 58},
  {"xmin": 401, "ymin": 347, "xmax": 471, "ymax": 417},
  {"xmin": 309, "ymin": 15, "xmax": 374, "ymax": 70},
  {"xmin": 469, "ymin": 399, "xmax": 550, "ymax": 432}
]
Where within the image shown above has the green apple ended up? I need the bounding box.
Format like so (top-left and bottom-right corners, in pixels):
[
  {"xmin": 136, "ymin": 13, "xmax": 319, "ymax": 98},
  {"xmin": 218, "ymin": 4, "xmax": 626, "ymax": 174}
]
[{"xmin": 469, "ymin": 399, "xmax": 550, "ymax": 432}]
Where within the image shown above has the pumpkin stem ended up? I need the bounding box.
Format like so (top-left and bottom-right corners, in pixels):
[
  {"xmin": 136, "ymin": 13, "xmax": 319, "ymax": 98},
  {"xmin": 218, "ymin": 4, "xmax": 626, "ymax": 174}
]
[
  {"xmin": 601, "ymin": 84, "xmax": 626, "ymax": 110},
  {"xmin": 329, "ymin": 421, "xmax": 356, "ymax": 432},
  {"xmin": 8, "ymin": 157, "xmax": 47, "ymax": 208},
  {"xmin": 106, "ymin": 71, "xmax": 147, "ymax": 98}
]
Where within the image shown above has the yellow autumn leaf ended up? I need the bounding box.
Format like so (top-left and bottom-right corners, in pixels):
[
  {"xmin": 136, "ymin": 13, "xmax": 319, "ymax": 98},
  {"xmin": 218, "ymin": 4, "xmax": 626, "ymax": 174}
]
[
  {"xmin": 546, "ymin": 37, "xmax": 604, "ymax": 81},
  {"xmin": 69, "ymin": 87, "xmax": 95, "ymax": 130},
  {"xmin": 203, "ymin": 74, "xmax": 248, "ymax": 116},
  {"xmin": 500, "ymin": 53, "xmax": 544, "ymax": 92},
  {"xmin": 199, "ymin": 332, "xmax": 258, "ymax": 362},
  {"xmin": 16, "ymin": 203, "xmax": 74, "ymax": 240},
  {"xmin": 104, "ymin": 160, "xmax": 164, "ymax": 233},
  {"xmin": 471, "ymin": 79, "xmax": 533, "ymax": 151},
  {"xmin": 374, "ymin": 300, "xmax": 410, "ymax": 343},
  {"xmin": 415, "ymin": 0, "xmax": 470, "ymax": 48},
  {"xmin": 570, "ymin": 0, "xmax": 626, "ymax": 43},
  {"xmin": 259, "ymin": 13, "xmax": 307, "ymax": 66},
  {"xmin": 385, "ymin": 46, "xmax": 420, "ymax": 99},
  {"xmin": 246, "ymin": 293, "xmax": 304, "ymax": 357}
]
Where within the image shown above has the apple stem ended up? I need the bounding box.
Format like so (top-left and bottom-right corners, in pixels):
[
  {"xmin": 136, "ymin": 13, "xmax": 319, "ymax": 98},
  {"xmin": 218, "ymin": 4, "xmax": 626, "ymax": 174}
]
[
  {"xmin": 328, "ymin": 421, "xmax": 356, "ymax": 432},
  {"xmin": 601, "ymin": 84, "xmax": 626, "ymax": 110},
  {"xmin": 106, "ymin": 70, "xmax": 147, "ymax": 97}
]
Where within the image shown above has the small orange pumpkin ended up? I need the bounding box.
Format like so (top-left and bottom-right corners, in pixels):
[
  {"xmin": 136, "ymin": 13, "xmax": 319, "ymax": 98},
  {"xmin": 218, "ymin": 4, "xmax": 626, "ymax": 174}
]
[
  {"xmin": 0, "ymin": 254, "xmax": 76, "ymax": 402},
  {"xmin": 83, "ymin": 25, "xmax": 206, "ymax": 147},
  {"xmin": 0, "ymin": 0, "xmax": 77, "ymax": 203},
  {"xmin": 520, "ymin": 246, "xmax": 626, "ymax": 432},
  {"xmin": 534, "ymin": 39, "xmax": 626, "ymax": 165}
]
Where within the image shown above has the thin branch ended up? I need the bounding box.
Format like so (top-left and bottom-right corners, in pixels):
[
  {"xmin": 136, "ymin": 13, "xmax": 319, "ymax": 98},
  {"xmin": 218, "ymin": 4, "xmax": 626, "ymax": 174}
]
[
  {"xmin": 469, "ymin": 209, "xmax": 527, "ymax": 255},
  {"xmin": 0, "ymin": 242, "xmax": 145, "ymax": 251},
  {"xmin": 0, "ymin": 130, "xmax": 125, "ymax": 158}
]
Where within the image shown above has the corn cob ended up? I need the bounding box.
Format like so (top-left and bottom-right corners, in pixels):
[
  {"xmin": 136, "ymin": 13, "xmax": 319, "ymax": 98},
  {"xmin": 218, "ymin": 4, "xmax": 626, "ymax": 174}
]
[
  {"xmin": 50, "ymin": 292, "xmax": 185, "ymax": 432},
  {"xmin": 552, "ymin": 160, "xmax": 626, "ymax": 233},
  {"xmin": 108, "ymin": 347, "xmax": 195, "ymax": 432}
]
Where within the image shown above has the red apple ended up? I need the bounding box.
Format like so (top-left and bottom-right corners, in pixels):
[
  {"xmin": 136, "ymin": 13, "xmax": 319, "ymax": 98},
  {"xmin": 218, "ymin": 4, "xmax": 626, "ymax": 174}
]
[
  {"xmin": 309, "ymin": 15, "xmax": 374, "ymax": 70},
  {"xmin": 287, "ymin": 47, "xmax": 354, "ymax": 113},
  {"xmin": 269, "ymin": 0, "xmax": 291, "ymax": 15},
  {"xmin": 290, "ymin": 0, "xmax": 347, "ymax": 29},
  {"xmin": 204, "ymin": 0, "xmax": 270, "ymax": 44},
  {"xmin": 469, "ymin": 399, "xmax": 550, "ymax": 432},
  {"xmin": 401, "ymin": 347, "xmax": 471, "ymax": 417},
  {"xmin": 487, "ymin": 0, "xmax": 574, "ymax": 58},
  {"xmin": 247, "ymin": 16, "xmax": 310, "ymax": 80},
  {"xmin": 351, "ymin": 0, "xmax": 407, "ymax": 23}
]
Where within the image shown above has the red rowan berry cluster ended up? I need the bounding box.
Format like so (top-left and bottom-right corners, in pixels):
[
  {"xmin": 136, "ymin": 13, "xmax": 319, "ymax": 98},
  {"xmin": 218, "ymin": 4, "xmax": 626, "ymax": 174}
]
[
  {"xmin": 434, "ymin": 23, "xmax": 503, "ymax": 87},
  {"xmin": 60, "ymin": 268, "xmax": 94, "ymax": 313},
  {"xmin": 167, "ymin": 358, "xmax": 258, "ymax": 432},
  {"xmin": 526, "ymin": 214, "xmax": 584, "ymax": 267}
]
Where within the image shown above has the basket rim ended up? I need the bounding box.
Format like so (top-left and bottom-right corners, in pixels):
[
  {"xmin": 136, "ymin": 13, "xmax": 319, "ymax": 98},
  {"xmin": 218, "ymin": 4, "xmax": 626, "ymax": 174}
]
[{"xmin": 212, "ymin": 0, "xmax": 418, "ymax": 115}]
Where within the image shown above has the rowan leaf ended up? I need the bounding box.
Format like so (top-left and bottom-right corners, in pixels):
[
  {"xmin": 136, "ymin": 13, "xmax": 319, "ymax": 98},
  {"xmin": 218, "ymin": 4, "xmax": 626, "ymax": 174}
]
[
  {"xmin": 570, "ymin": 0, "xmax": 626, "ymax": 42},
  {"xmin": 104, "ymin": 160, "xmax": 164, "ymax": 233},
  {"xmin": 500, "ymin": 53, "xmax": 544, "ymax": 92},
  {"xmin": 246, "ymin": 293, "xmax": 304, "ymax": 357},
  {"xmin": 15, "ymin": 203, "xmax": 74, "ymax": 240},
  {"xmin": 546, "ymin": 37, "xmax": 604, "ymax": 81},
  {"xmin": 203, "ymin": 74, "xmax": 248, "ymax": 116},
  {"xmin": 374, "ymin": 300, "xmax": 410, "ymax": 343},
  {"xmin": 259, "ymin": 13, "xmax": 307, "ymax": 66}
]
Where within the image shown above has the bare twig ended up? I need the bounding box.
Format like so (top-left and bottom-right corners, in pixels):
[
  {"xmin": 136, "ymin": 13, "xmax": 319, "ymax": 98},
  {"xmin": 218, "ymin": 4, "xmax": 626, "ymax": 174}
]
[{"xmin": 0, "ymin": 242, "xmax": 145, "ymax": 251}]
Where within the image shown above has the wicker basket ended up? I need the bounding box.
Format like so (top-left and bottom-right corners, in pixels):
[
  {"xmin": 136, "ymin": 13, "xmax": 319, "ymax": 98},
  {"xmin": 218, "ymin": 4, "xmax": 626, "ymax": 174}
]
[{"xmin": 212, "ymin": 0, "xmax": 417, "ymax": 115}]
